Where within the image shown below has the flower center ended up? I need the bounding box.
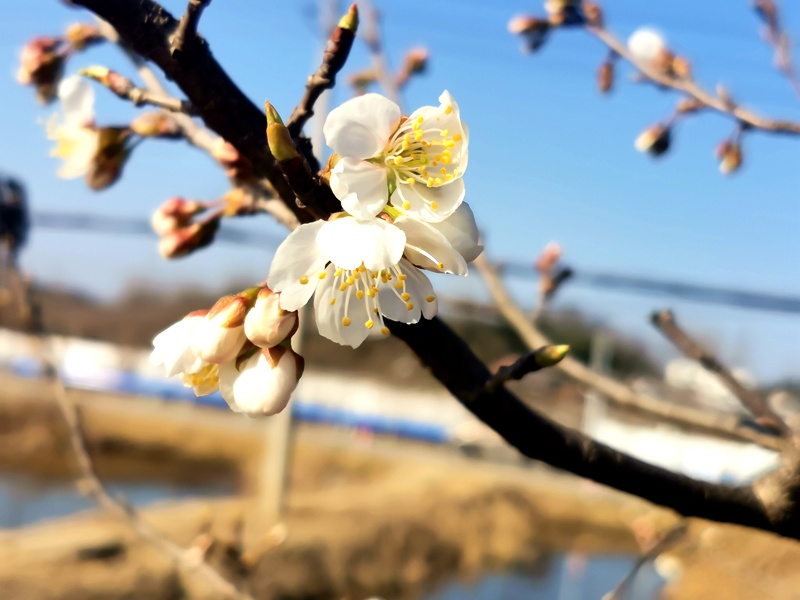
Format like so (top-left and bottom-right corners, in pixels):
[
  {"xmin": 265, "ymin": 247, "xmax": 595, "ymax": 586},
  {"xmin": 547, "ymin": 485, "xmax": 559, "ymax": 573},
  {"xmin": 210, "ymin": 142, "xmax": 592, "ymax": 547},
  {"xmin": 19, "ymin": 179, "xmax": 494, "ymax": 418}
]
[
  {"xmin": 182, "ymin": 363, "xmax": 219, "ymax": 390},
  {"xmin": 381, "ymin": 110, "xmax": 464, "ymax": 211}
]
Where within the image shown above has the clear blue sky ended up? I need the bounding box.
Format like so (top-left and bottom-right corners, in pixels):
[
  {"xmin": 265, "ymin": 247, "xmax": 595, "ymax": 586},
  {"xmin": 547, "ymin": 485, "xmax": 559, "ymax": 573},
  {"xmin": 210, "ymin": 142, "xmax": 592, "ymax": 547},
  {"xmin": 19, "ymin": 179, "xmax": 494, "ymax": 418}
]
[{"xmin": 2, "ymin": 0, "xmax": 799, "ymax": 382}]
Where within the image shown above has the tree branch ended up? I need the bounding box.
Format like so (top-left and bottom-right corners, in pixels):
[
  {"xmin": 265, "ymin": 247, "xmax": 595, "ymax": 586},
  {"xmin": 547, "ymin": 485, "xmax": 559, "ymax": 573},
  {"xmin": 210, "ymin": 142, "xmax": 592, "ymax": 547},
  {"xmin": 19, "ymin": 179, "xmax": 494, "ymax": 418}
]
[
  {"xmin": 651, "ymin": 309, "xmax": 790, "ymax": 436},
  {"xmin": 474, "ymin": 253, "xmax": 782, "ymax": 450},
  {"xmin": 170, "ymin": 0, "xmax": 211, "ymax": 55}
]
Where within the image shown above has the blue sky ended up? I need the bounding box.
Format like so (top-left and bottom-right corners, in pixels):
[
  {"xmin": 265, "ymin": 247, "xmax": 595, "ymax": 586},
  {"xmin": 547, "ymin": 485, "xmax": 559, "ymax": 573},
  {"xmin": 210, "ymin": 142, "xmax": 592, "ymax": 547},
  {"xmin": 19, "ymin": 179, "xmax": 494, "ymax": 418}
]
[{"xmin": 2, "ymin": 0, "xmax": 799, "ymax": 382}]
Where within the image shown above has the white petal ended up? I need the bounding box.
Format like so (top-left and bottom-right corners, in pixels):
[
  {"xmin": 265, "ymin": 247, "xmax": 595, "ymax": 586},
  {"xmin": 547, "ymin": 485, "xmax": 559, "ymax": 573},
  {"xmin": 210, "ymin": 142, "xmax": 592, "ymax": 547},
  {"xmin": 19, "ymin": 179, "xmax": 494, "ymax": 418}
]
[
  {"xmin": 393, "ymin": 216, "xmax": 468, "ymax": 275},
  {"xmin": 58, "ymin": 76, "xmax": 95, "ymax": 126},
  {"xmin": 428, "ymin": 202, "xmax": 482, "ymax": 264},
  {"xmin": 627, "ymin": 28, "xmax": 667, "ymax": 64},
  {"xmin": 377, "ymin": 262, "xmax": 423, "ymax": 325},
  {"xmin": 392, "ymin": 177, "xmax": 465, "ymax": 223},
  {"xmin": 330, "ymin": 158, "xmax": 388, "ymax": 220},
  {"xmin": 221, "ymin": 352, "xmax": 297, "ymax": 416},
  {"xmin": 267, "ymin": 221, "xmax": 327, "ymax": 311},
  {"xmin": 324, "ymin": 93, "xmax": 400, "ymax": 159},
  {"xmin": 403, "ymin": 262, "xmax": 438, "ymax": 319},
  {"xmin": 313, "ymin": 264, "xmax": 371, "ymax": 348},
  {"xmin": 316, "ymin": 217, "xmax": 405, "ymax": 272},
  {"xmin": 151, "ymin": 316, "xmax": 205, "ymax": 377},
  {"xmin": 191, "ymin": 318, "xmax": 247, "ymax": 364}
]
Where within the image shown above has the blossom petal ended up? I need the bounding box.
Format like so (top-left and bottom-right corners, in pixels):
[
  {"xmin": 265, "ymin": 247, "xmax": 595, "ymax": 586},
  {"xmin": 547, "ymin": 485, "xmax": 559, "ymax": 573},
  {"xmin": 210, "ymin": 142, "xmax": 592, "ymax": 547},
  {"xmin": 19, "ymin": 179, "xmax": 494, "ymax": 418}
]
[
  {"xmin": 323, "ymin": 93, "xmax": 400, "ymax": 159},
  {"xmin": 220, "ymin": 352, "xmax": 296, "ymax": 416},
  {"xmin": 58, "ymin": 75, "xmax": 94, "ymax": 126},
  {"xmin": 403, "ymin": 262, "xmax": 438, "ymax": 319},
  {"xmin": 313, "ymin": 263, "xmax": 372, "ymax": 348},
  {"xmin": 393, "ymin": 216, "xmax": 468, "ymax": 275},
  {"xmin": 316, "ymin": 217, "xmax": 405, "ymax": 272},
  {"xmin": 330, "ymin": 158, "xmax": 388, "ymax": 220},
  {"xmin": 392, "ymin": 177, "xmax": 465, "ymax": 223},
  {"xmin": 267, "ymin": 221, "xmax": 327, "ymax": 311},
  {"xmin": 377, "ymin": 260, "xmax": 426, "ymax": 324},
  {"xmin": 427, "ymin": 202, "xmax": 482, "ymax": 263}
]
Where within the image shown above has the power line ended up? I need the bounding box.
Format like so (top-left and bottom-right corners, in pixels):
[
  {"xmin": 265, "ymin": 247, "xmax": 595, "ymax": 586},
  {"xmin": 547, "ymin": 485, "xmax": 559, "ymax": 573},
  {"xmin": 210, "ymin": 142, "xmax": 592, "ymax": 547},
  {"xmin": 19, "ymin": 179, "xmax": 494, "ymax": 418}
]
[{"xmin": 30, "ymin": 210, "xmax": 800, "ymax": 315}]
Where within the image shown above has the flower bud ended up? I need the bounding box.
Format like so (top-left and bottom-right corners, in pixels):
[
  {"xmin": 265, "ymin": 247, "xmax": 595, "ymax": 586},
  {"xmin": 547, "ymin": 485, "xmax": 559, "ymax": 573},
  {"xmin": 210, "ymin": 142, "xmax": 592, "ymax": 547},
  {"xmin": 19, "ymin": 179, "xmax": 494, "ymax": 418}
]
[
  {"xmin": 151, "ymin": 197, "xmax": 205, "ymax": 235},
  {"xmin": 397, "ymin": 48, "xmax": 429, "ymax": 87},
  {"xmin": 211, "ymin": 139, "xmax": 252, "ymax": 180},
  {"xmin": 534, "ymin": 345, "xmax": 570, "ymax": 367},
  {"xmin": 159, "ymin": 217, "xmax": 220, "ymax": 259},
  {"xmin": 597, "ymin": 60, "xmax": 614, "ymax": 94},
  {"xmin": 508, "ymin": 16, "xmax": 551, "ymax": 53},
  {"xmin": 81, "ymin": 66, "xmax": 138, "ymax": 100},
  {"xmin": 582, "ymin": 2, "xmax": 602, "ymax": 26},
  {"xmin": 716, "ymin": 140, "xmax": 742, "ymax": 175},
  {"xmin": 191, "ymin": 290, "xmax": 258, "ymax": 364},
  {"xmin": 338, "ymin": 3, "xmax": 359, "ymax": 32},
  {"xmin": 150, "ymin": 310, "xmax": 209, "ymax": 377},
  {"xmin": 131, "ymin": 112, "xmax": 182, "ymax": 138},
  {"xmin": 219, "ymin": 345, "xmax": 304, "ymax": 416},
  {"xmin": 64, "ymin": 23, "xmax": 103, "ymax": 50},
  {"xmin": 635, "ymin": 123, "xmax": 671, "ymax": 157},
  {"xmin": 265, "ymin": 103, "xmax": 300, "ymax": 162},
  {"xmin": 244, "ymin": 287, "xmax": 299, "ymax": 348},
  {"xmin": 670, "ymin": 55, "xmax": 692, "ymax": 79},
  {"xmin": 534, "ymin": 242, "xmax": 562, "ymax": 275},
  {"xmin": 85, "ymin": 127, "xmax": 131, "ymax": 190},
  {"xmin": 348, "ymin": 69, "xmax": 378, "ymax": 94},
  {"xmin": 17, "ymin": 36, "xmax": 65, "ymax": 104},
  {"xmin": 627, "ymin": 28, "xmax": 667, "ymax": 66}
]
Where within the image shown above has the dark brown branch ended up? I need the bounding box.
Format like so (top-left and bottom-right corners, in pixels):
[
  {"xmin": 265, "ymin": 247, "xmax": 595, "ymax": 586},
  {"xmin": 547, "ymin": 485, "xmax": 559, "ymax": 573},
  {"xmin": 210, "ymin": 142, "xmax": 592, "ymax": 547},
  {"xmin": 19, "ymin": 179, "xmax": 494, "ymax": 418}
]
[
  {"xmin": 73, "ymin": 0, "xmax": 313, "ymax": 224},
  {"xmin": 388, "ymin": 316, "xmax": 800, "ymax": 539},
  {"xmin": 170, "ymin": 0, "xmax": 211, "ymax": 55},
  {"xmin": 651, "ymin": 309, "xmax": 790, "ymax": 436},
  {"xmin": 286, "ymin": 4, "xmax": 358, "ymax": 139}
]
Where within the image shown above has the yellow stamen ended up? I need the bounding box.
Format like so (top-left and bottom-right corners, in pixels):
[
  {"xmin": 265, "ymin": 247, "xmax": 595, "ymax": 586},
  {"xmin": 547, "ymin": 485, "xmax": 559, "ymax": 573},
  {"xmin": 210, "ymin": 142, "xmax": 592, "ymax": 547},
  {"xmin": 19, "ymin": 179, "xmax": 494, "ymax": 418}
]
[
  {"xmin": 318, "ymin": 271, "xmax": 326, "ymax": 279},
  {"xmin": 425, "ymin": 295, "xmax": 436, "ymax": 302},
  {"xmin": 405, "ymin": 302, "xmax": 414, "ymax": 311},
  {"xmin": 299, "ymin": 275, "xmax": 309, "ymax": 284},
  {"xmin": 356, "ymin": 290, "xmax": 364, "ymax": 300},
  {"xmin": 431, "ymin": 201, "xmax": 439, "ymax": 210},
  {"xmin": 444, "ymin": 105, "xmax": 453, "ymax": 115},
  {"xmin": 342, "ymin": 317, "xmax": 351, "ymax": 327},
  {"xmin": 401, "ymin": 292, "xmax": 411, "ymax": 301},
  {"xmin": 339, "ymin": 283, "xmax": 347, "ymax": 292},
  {"xmin": 330, "ymin": 298, "xmax": 336, "ymax": 305},
  {"xmin": 437, "ymin": 262, "xmax": 444, "ymax": 269},
  {"xmin": 452, "ymin": 133, "xmax": 462, "ymax": 142},
  {"xmin": 406, "ymin": 177, "xmax": 415, "ymax": 185},
  {"xmin": 365, "ymin": 319, "xmax": 375, "ymax": 329},
  {"xmin": 381, "ymin": 327, "xmax": 390, "ymax": 335}
]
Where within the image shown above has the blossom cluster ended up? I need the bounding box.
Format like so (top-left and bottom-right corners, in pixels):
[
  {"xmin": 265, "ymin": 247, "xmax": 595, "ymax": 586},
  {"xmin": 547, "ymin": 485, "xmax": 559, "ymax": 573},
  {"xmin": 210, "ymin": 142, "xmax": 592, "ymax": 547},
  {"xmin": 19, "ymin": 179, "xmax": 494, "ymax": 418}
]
[
  {"xmin": 150, "ymin": 286, "xmax": 303, "ymax": 416},
  {"xmin": 267, "ymin": 90, "xmax": 481, "ymax": 348}
]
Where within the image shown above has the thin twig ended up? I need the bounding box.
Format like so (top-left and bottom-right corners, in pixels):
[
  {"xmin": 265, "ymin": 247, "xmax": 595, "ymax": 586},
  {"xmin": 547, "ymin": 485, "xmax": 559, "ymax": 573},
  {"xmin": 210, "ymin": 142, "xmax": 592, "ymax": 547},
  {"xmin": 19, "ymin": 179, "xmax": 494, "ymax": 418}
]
[
  {"xmin": 360, "ymin": 0, "xmax": 400, "ymax": 104},
  {"xmin": 604, "ymin": 521, "xmax": 688, "ymax": 600},
  {"xmin": 482, "ymin": 345, "xmax": 569, "ymax": 395},
  {"xmin": 83, "ymin": 67, "xmax": 197, "ymax": 115},
  {"xmin": 8, "ymin": 264, "xmax": 254, "ymax": 600},
  {"xmin": 587, "ymin": 25, "xmax": 800, "ymax": 135},
  {"xmin": 286, "ymin": 4, "xmax": 358, "ymax": 139},
  {"xmin": 753, "ymin": 0, "xmax": 800, "ymax": 101},
  {"xmin": 651, "ymin": 309, "xmax": 790, "ymax": 436},
  {"xmin": 170, "ymin": 0, "xmax": 211, "ymax": 55},
  {"xmin": 474, "ymin": 253, "xmax": 782, "ymax": 450}
]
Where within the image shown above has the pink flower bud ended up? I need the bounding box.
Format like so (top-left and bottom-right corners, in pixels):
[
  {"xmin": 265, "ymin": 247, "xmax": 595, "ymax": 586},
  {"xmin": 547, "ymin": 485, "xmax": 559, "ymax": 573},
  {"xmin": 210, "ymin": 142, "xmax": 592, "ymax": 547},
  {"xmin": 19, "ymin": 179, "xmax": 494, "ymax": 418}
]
[
  {"xmin": 158, "ymin": 218, "xmax": 220, "ymax": 259},
  {"xmin": 17, "ymin": 36, "xmax": 66, "ymax": 104},
  {"xmin": 151, "ymin": 197, "xmax": 206, "ymax": 235},
  {"xmin": 191, "ymin": 295, "xmax": 250, "ymax": 364},
  {"xmin": 219, "ymin": 346, "xmax": 304, "ymax": 416},
  {"xmin": 244, "ymin": 287, "xmax": 299, "ymax": 348}
]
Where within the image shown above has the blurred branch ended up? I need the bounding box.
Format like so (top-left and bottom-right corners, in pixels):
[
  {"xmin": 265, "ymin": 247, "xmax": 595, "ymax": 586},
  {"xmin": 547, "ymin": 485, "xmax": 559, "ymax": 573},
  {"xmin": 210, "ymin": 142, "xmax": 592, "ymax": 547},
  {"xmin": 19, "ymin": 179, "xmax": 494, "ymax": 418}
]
[
  {"xmin": 360, "ymin": 0, "xmax": 400, "ymax": 104},
  {"xmin": 82, "ymin": 66, "xmax": 197, "ymax": 114},
  {"xmin": 7, "ymin": 262, "xmax": 254, "ymax": 600},
  {"xmin": 651, "ymin": 309, "xmax": 790, "ymax": 437},
  {"xmin": 753, "ymin": 0, "xmax": 800, "ymax": 101},
  {"xmin": 586, "ymin": 24, "xmax": 800, "ymax": 136},
  {"xmin": 474, "ymin": 253, "xmax": 782, "ymax": 450}
]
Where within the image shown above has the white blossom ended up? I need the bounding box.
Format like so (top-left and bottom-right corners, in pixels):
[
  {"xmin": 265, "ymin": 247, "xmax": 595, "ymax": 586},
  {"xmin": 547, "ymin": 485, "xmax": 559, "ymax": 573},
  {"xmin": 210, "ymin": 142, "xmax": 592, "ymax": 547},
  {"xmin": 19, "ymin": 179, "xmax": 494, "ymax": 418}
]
[
  {"xmin": 46, "ymin": 75, "xmax": 99, "ymax": 179},
  {"xmin": 627, "ymin": 28, "xmax": 667, "ymax": 65},
  {"xmin": 324, "ymin": 90, "xmax": 468, "ymax": 223},
  {"xmin": 219, "ymin": 347, "xmax": 302, "ymax": 416}
]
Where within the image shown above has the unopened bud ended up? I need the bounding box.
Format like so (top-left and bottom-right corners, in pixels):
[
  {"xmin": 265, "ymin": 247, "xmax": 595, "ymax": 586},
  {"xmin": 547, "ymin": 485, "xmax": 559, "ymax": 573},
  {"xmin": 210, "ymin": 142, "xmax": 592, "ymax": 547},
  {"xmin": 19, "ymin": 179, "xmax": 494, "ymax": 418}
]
[
  {"xmin": 192, "ymin": 293, "xmax": 253, "ymax": 363},
  {"xmin": 635, "ymin": 123, "xmax": 671, "ymax": 157},
  {"xmin": 534, "ymin": 345, "xmax": 570, "ymax": 367},
  {"xmin": 348, "ymin": 69, "xmax": 378, "ymax": 94},
  {"xmin": 151, "ymin": 197, "xmax": 206, "ymax": 235},
  {"xmin": 716, "ymin": 140, "xmax": 742, "ymax": 175},
  {"xmin": 265, "ymin": 104, "xmax": 300, "ymax": 163},
  {"xmin": 670, "ymin": 55, "xmax": 692, "ymax": 79},
  {"xmin": 86, "ymin": 127, "xmax": 131, "ymax": 190},
  {"xmin": 598, "ymin": 60, "xmax": 614, "ymax": 94},
  {"xmin": 338, "ymin": 3, "xmax": 359, "ymax": 32},
  {"xmin": 244, "ymin": 287, "xmax": 299, "ymax": 349},
  {"xmin": 159, "ymin": 217, "xmax": 219, "ymax": 259},
  {"xmin": 81, "ymin": 66, "xmax": 137, "ymax": 99},
  {"xmin": 627, "ymin": 28, "xmax": 667, "ymax": 66},
  {"xmin": 131, "ymin": 112, "xmax": 182, "ymax": 138},
  {"xmin": 582, "ymin": 2, "xmax": 602, "ymax": 26},
  {"xmin": 64, "ymin": 23, "xmax": 102, "ymax": 50},
  {"xmin": 508, "ymin": 16, "xmax": 551, "ymax": 53},
  {"xmin": 17, "ymin": 36, "xmax": 65, "ymax": 104},
  {"xmin": 211, "ymin": 139, "xmax": 252, "ymax": 181}
]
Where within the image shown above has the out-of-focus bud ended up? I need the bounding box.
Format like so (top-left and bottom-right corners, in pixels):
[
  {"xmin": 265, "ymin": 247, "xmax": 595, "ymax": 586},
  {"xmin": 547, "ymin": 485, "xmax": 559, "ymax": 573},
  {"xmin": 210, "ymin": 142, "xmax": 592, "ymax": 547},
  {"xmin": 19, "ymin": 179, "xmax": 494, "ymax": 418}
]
[
  {"xmin": 222, "ymin": 188, "xmax": 254, "ymax": 217},
  {"xmin": 582, "ymin": 2, "xmax": 602, "ymax": 26},
  {"xmin": 151, "ymin": 197, "xmax": 206, "ymax": 235},
  {"xmin": 159, "ymin": 216, "xmax": 220, "ymax": 259},
  {"xmin": 544, "ymin": 0, "xmax": 584, "ymax": 26},
  {"xmin": 670, "ymin": 55, "xmax": 692, "ymax": 79},
  {"xmin": 17, "ymin": 37, "xmax": 66, "ymax": 104},
  {"xmin": 85, "ymin": 127, "xmax": 131, "ymax": 190},
  {"xmin": 635, "ymin": 123, "xmax": 671, "ymax": 157},
  {"xmin": 64, "ymin": 23, "xmax": 102, "ymax": 50},
  {"xmin": 211, "ymin": 139, "xmax": 252, "ymax": 181},
  {"xmin": 716, "ymin": 139, "xmax": 743, "ymax": 175},
  {"xmin": 508, "ymin": 15, "xmax": 551, "ymax": 53},
  {"xmin": 348, "ymin": 69, "xmax": 377, "ymax": 95},
  {"xmin": 535, "ymin": 242, "xmax": 562, "ymax": 275},
  {"xmin": 753, "ymin": 0, "xmax": 778, "ymax": 30},
  {"xmin": 192, "ymin": 288, "xmax": 259, "ymax": 364},
  {"xmin": 244, "ymin": 287, "xmax": 299, "ymax": 349},
  {"xmin": 219, "ymin": 345, "xmax": 304, "ymax": 416},
  {"xmin": 397, "ymin": 47, "xmax": 429, "ymax": 88},
  {"xmin": 320, "ymin": 153, "xmax": 340, "ymax": 186},
  {"xmin": 80, "ymin": 66, "xmax": 137, "ymax": 99},
  {"xmin": 131, "ymin": 112, "xmax": 182, "ymax": 138},
  {"xmin": 676, "ymin": 97, "xmax": 704, "ymax": 114},
  {"xmin": 627, "ymin": 28, "xmax": 667, "ymax": 66},
  {"xmin": 598, "ymin": 60, "xmax": 614, "ymax": 94}
]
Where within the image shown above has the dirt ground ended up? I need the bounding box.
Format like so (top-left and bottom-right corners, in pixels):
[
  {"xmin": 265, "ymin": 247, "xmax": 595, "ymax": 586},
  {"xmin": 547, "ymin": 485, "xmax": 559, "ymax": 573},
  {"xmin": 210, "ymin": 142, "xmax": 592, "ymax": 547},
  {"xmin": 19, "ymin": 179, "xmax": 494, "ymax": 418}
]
[{"xmin": 1, "ymin": 373, "xmax": 800, "ymax": 599}]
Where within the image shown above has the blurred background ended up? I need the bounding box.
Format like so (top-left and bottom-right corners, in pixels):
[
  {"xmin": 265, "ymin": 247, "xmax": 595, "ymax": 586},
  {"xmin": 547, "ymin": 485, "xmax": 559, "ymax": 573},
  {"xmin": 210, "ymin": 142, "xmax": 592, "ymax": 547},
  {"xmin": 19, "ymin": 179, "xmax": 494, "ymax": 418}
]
[{"xmin": 0, "ymin": 0, "xmax": 799, "ymax": 598}]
